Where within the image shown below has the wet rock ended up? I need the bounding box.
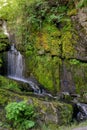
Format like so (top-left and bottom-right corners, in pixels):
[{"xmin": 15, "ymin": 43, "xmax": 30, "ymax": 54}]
[
  {"xmin": 72, "ymin": 100, "xmax": 87, "ymax": 122},
  {"xmin": 76, "ymin": 103, "xmax": 87, "ymax": 121}
]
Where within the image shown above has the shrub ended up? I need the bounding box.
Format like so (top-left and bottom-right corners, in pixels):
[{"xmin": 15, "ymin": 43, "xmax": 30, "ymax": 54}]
[{"xmin": 5, "ymin": 101, "xmax": 36, "ymax": 130}]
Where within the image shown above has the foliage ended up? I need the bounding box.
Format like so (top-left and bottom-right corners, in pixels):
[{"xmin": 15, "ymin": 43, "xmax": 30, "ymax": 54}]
[
  {"xmin": 61, "ymin": 31, "xmax": 76, "ymax": 58},
  {"xmin": 67, "ymin": 9, "xmax": 77, "ymax": 16},
  {"xmin": 0, "ymin": 76, "xmax": 21, "ymax": 92},
  {"xmin": 77, "ymin": 0, "xmax": 87, "ymax": 8},
  {"xmin": 0, "ymin": 43, "xmax": 7, "ymax": 51},
  {"xmin": 5, "ymin": 101, "xmax": 36, "ymax": 130},
  {"xmin": 69, "ymin": 59, "xmax": 80, "ymax": 65},
  {"xmin": 0, "ymin": 0, "xmax": 18, "ymax": 20}
]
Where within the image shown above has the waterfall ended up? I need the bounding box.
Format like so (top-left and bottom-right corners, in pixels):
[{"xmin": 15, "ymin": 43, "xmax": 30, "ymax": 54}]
[
  {"xmin": 7, "ymin": 45, "xmax": 53, "ymax": 96},
  {"xmin": 7, "ymin": 44, "xmax": 42, "ymax": 94},
  {"xmin": 8, "ymin": 44, "xmax": 25, "ymax": 79},
  {"xmin": 2, "ymin": 21, "xmax": 53, "ymax": 96}
]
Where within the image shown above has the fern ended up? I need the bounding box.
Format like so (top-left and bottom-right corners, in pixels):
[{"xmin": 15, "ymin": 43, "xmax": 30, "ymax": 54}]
[{"xmin": 5, "ymin": 101, "xmax": 36, "ymax": 130}]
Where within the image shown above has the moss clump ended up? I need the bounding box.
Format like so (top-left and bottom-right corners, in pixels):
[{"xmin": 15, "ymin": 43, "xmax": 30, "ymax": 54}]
[
  {"xmin": 67, "ymin": 9, "xmax": 77, "ymax": 16},
  {"xmin": 58, "ymin": 102, "xmax": 73, "ymax": 125},
  {"xmin": 0, "ymin": 88, "xmax": 24, "ymax": 106},
  {"xmin": 26, "ymin": 55, "xmax": 61, "ymax": 93},
  {"xmin": 35, "ymin": 24, "xmax": 61, "ymax": 56},
  {"xmin": 33, "ymin": 97, "xmax": 73, "ymax": 125},
  {"xmin": 0, "ymin": 89, "xmax": 9, "ymax": 106},
  {"xmin": 61, "ymin": 31, "xmax": 76, "ymax": 58},
  {"xmin": 0, "ymin": 33, "xmax": 8, "ymax": 39},
  {"xmin": 0, "ymin": 76, "xmax": 21, "ymax": 92},
  {"xmin": 66, "ymin": 61, "xmax": 87, "ymax": 95}
]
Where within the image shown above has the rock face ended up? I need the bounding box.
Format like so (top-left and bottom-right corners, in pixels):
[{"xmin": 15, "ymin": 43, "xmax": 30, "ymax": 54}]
[
  {"xmin": 78, "ymin": 8, "xmax": 87, "ymax": 34},
  {"xmin": 0, "ymin": 2, "xmax": 87, "ymax": 96},
  {"xmin": 72, "ymin": 7, "xmax": 87, "ymax": 61},
  {"xmin": 1, "ymin": 1, "xmax": 87, "ymax": 99},
  {"xmin": 0, "ymin": 77, "xmax": 73, "ymax": 129},
  {"xmin": 23, "ymin": 6, "xmax": 87, "ymax": 95}
]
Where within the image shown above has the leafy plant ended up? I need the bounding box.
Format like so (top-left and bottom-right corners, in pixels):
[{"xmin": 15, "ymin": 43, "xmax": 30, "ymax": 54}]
[
  {"xmin": 70, "ymin": 59, "xmax": 80, "ymax": 65},
  {"xmin": 58, "ymin": 6, "xmax": 67, "ymax": 13},
  {"xmin": 5, "ymin": 101, "xmax": 36, "ymax": 130},
  {"xmin": 77, "ymin": 0, "xmax": 87, "ymax": 8},
  {"xmin": 48, "ymin": 13, "xmax": 64, "ymax": 24}
]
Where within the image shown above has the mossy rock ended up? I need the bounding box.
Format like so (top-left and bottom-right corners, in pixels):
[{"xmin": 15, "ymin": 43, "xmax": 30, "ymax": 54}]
[
  {"xmin": 0, "ymin": 81, "xmax": 73, "ymax": 129},
  {"xmin": 32, "ymin": 98, "xmax": 73, "ymax": 125},
  {"xmin": 0, "ymin": 88, "xmax": 73, "ymax": 126},
  {"xmin": 0, "ymin": 76, "xmax": 21, "ymax": 92},
  {"xmin": 64, "ymin": 60, "xmax": 87, "ymax": 95},
  {"xmin": 0, "ymin": 32, "xmax": 8, "ymax": 39},
  {"xmin": 25, "ymin": 55, "xmax": 62, "ymax": 94}
]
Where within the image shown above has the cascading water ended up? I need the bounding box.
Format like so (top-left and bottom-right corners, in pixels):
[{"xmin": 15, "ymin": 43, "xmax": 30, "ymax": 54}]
[
  {"xmin": 8, "ymin": 44, "xmax": 24, "ymax": 78},
  {"xmin": 7, "ymin": 45, "xmax": 53, "ymax": 96},
  {"xmin": 2, "ymin": 20, "xmax": 40, "ymax": 93},
  {"xmin": 2, "ymin": 20, "xmax": 53, "ymax": 97},
  {"xmin": 7, "ymin": 44, "xmax": 41, "ymax": 93}
]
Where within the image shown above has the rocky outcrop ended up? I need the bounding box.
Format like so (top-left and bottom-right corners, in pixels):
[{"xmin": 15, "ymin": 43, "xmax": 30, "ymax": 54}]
[
  {"xmin": 1, "ymin": 1, "xmax": 87, "ymax": 96},
  {"xmin": 71, "ymin": 7, "xmax": 87, "ymax": 61},
  {"xmin": 24, "ymin": 7, "xmax": 87, "ymax": 95},
  {"xmin": 78, "ymin": 8, "xmax": 87, "ymax": 34},
  {"xmin": 0, "ymin": 85, "xmax": 73, "ymax": 129}
]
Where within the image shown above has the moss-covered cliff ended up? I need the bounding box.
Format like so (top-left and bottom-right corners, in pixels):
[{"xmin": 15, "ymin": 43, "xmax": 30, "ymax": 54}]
[
  {"xmin": 0, "ymin": 0, "xmax": 87, "ymax": 94},
  {"xmin": 0, "ymin": 76, "xmax": 73, "ymax": 130},
  {"xmin": 0, "ymin": 0, "xmax": 87, "ymax": 129},
  {"xmin": 11, "ymin": 0, "xmax": 87, "ymax": 94}
]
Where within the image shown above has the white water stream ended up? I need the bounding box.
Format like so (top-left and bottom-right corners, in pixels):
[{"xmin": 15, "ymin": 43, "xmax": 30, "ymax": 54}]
[{"xmin": 7, "ymin": 44, "xmax": 41, "ymax": 93}]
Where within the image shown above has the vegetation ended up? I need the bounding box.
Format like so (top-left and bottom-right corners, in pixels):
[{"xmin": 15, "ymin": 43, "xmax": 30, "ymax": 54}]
[
  {"xmin": 0, "ymin": 0, "xmax": 87, "ymax": 130},
  {"xmin": 77, "ymin": 0, "xmax": 87, "ymax": 8},
  {"xmin": 0, "ymin": 76, "xmax": 21, "ymax": 92},
  {"xmin": 5, "ymin": 101, "xmax": 36, "ymax": 130}
]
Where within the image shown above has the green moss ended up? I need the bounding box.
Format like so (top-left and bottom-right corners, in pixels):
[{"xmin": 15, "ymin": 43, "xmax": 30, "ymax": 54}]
[
  {"xmin": 61, "ymin": 31, "xmax": 75, "ymax": 58},
  {"xmin": 66, "ymin": 61, "xmax": 87, "ymax": 94},
  {"xmin": 0, "ymin": 43, "xmax": 8, "ymax": 52},
  {"xmin": 67, "ymin": 9, "xmax": 77, "ymax": 16},
  {"xmin": 0, "ymin": 91, "xmax": 9, "ymax": 106},
  {"xmin": 0, "ymin": 87, "xmax": 73, "ymax": 128},
  {"xmin": 0, "ymin": 88, "xmax": 23, "ymax": 106},
  {"xmin": 16, "ymin": 0, "xmax": 79, "ymax": 94},
  {"xmin": 34, "ymin": 24, "xmax": 61, "ymax": 56},
  {"xmin": 0, "ymin": 76, "xmax": 21, "ymax": 92},
  {"xmin": 24, "ymin": 20, "xmax": 79, "ymax": 93},
  {"xmin": 32, "ymin": 97, "xmax": 73, "ymax": 125},
  {"xmin": 0, "ymin": 33, "xmax": 8, "ymax": 39},
  {"xmin": 59, "ymin": 103, "xmax": 73, "ymax": 125},
  {"xmin": 27, "ymin": 55, "xmax": 61, "ymax": 93},
  {"xmin": 69, "ymin": 59, "xmax": 80, "ymax": 65},
  {"xmin": 0, "ymin": 31, "xmax": 9, "ymax": 52}
]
